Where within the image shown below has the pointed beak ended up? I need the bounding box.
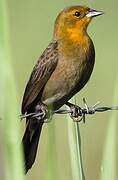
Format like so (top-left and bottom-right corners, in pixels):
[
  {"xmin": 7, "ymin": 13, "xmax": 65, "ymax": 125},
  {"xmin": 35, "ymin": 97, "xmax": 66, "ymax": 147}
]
[{"xmin": 86, "ymin": 9, "xmax": 104, "ymax": 18}]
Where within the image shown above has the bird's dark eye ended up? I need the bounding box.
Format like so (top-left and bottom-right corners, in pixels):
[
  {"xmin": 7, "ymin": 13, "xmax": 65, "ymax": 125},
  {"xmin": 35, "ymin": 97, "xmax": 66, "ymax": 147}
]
[{"xmin": 74, "ymin": 11, "xmax": 81, "ymax": 17}]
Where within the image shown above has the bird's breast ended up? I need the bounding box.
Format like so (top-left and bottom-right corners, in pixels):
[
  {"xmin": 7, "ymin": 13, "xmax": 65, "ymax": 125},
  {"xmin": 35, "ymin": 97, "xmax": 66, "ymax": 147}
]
[{"xmin": 42, "ymin": 37, "xmax": 95, "ymax": 108}]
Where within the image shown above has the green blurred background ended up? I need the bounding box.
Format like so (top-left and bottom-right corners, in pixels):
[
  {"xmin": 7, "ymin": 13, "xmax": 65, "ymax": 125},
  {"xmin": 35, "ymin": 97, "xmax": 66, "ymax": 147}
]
[{"xmin": 1, "ymin": 0, "xmax": 118, "ymax": 179}]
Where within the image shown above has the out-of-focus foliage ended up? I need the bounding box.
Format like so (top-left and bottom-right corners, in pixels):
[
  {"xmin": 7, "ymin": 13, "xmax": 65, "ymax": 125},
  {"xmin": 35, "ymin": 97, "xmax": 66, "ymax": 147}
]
[{"xmin": 0, "ymin": 0, "xmax": 24, "ymax": 180}]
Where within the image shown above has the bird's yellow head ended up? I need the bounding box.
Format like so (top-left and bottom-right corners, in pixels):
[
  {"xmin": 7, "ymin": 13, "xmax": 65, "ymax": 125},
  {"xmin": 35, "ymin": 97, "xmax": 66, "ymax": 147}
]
[{"xmin": 54, "ymin": 6, "xmax": 103, "ymax": 41}]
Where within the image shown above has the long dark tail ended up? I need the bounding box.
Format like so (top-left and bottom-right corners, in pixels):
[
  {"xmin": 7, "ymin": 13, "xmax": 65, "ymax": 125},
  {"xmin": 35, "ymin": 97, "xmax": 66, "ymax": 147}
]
[{"xmin": 22, "ymin": 120, "xmax": 43, "ymax": 173}]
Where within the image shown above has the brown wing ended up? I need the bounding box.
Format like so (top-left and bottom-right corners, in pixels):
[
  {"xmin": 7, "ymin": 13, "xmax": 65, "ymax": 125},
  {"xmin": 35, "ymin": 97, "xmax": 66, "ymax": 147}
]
[{"xmin": 22, "ymin": 41, "xmax": 58, "ymax": 114}]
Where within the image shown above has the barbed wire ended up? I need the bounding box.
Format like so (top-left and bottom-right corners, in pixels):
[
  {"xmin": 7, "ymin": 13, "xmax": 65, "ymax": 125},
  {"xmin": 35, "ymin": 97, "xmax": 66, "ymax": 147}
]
[{"xmin": 20, "ymin": 98, "xmax": 118, "ymax": 123}]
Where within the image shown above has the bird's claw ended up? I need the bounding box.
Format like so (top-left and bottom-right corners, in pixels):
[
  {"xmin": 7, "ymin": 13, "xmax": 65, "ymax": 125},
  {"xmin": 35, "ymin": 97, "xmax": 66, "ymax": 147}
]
[
  {"xmin": 68, "ymin": 98, "xmax": 100, "ymax": 123},
  {"xmin": 32, "ymin": 104, "xmax": 52, "ymax": 123},
  {"xmin": 70, "ymin": 105, "xmax": 83, "ymax": 122},
  {"xmin": 66, "ymin": 101, "xmax": 83, "ymax": 122}
]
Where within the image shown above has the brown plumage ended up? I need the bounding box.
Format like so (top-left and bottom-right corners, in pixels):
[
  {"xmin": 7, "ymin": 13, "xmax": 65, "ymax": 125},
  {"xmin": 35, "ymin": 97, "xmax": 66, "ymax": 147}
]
[{"xmin": 22, "ymin": 5, "xmax": 103, "ymax": 173}]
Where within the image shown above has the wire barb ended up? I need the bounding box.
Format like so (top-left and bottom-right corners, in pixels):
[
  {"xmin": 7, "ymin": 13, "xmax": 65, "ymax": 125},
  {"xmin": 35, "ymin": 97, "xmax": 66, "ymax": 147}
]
[{"xmin": 20, "ymin": 98, "xmax": 118, "ymax": 123}]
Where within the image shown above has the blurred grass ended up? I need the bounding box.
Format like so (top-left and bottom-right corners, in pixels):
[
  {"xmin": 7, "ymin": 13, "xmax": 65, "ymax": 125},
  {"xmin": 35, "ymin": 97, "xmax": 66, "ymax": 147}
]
[
  {"xmin": 0, "ymin": 0, "xmax": 24, "ymax": 180},
  {"xmin": 67, "ymin": 99, "xmax": 85, "ymax": 180},
  {"xmin": 45, "ymin": 121, "xmax": 57, "ymax": 180},
  {"xmin": 99, "ymin": 75, "xmax": 118, "ymax": 180}
]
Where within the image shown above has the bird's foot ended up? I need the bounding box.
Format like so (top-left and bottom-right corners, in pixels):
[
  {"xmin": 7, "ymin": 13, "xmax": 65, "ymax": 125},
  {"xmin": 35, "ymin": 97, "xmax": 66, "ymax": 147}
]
[
  {"xmin": 70, "ymin": 105, "xmax": 83, "ymax": 122},
  {"xmin": 66, "ymin": 98, "xmax": 100, "ymax": 123},
  {"xmin": 66, "ymin": 102, "xmax": 83, "ymax": 122},
  {"xmin": 33, "ymin": 103, "xmax": 52, "ymax": 123}
]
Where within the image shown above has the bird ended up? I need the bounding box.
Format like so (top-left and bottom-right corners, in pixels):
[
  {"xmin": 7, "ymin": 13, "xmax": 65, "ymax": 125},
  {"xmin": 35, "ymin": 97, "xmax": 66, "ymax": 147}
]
[{"xmin": 21, "ymin": 5, "xmax": 103, "ymax": 173}]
